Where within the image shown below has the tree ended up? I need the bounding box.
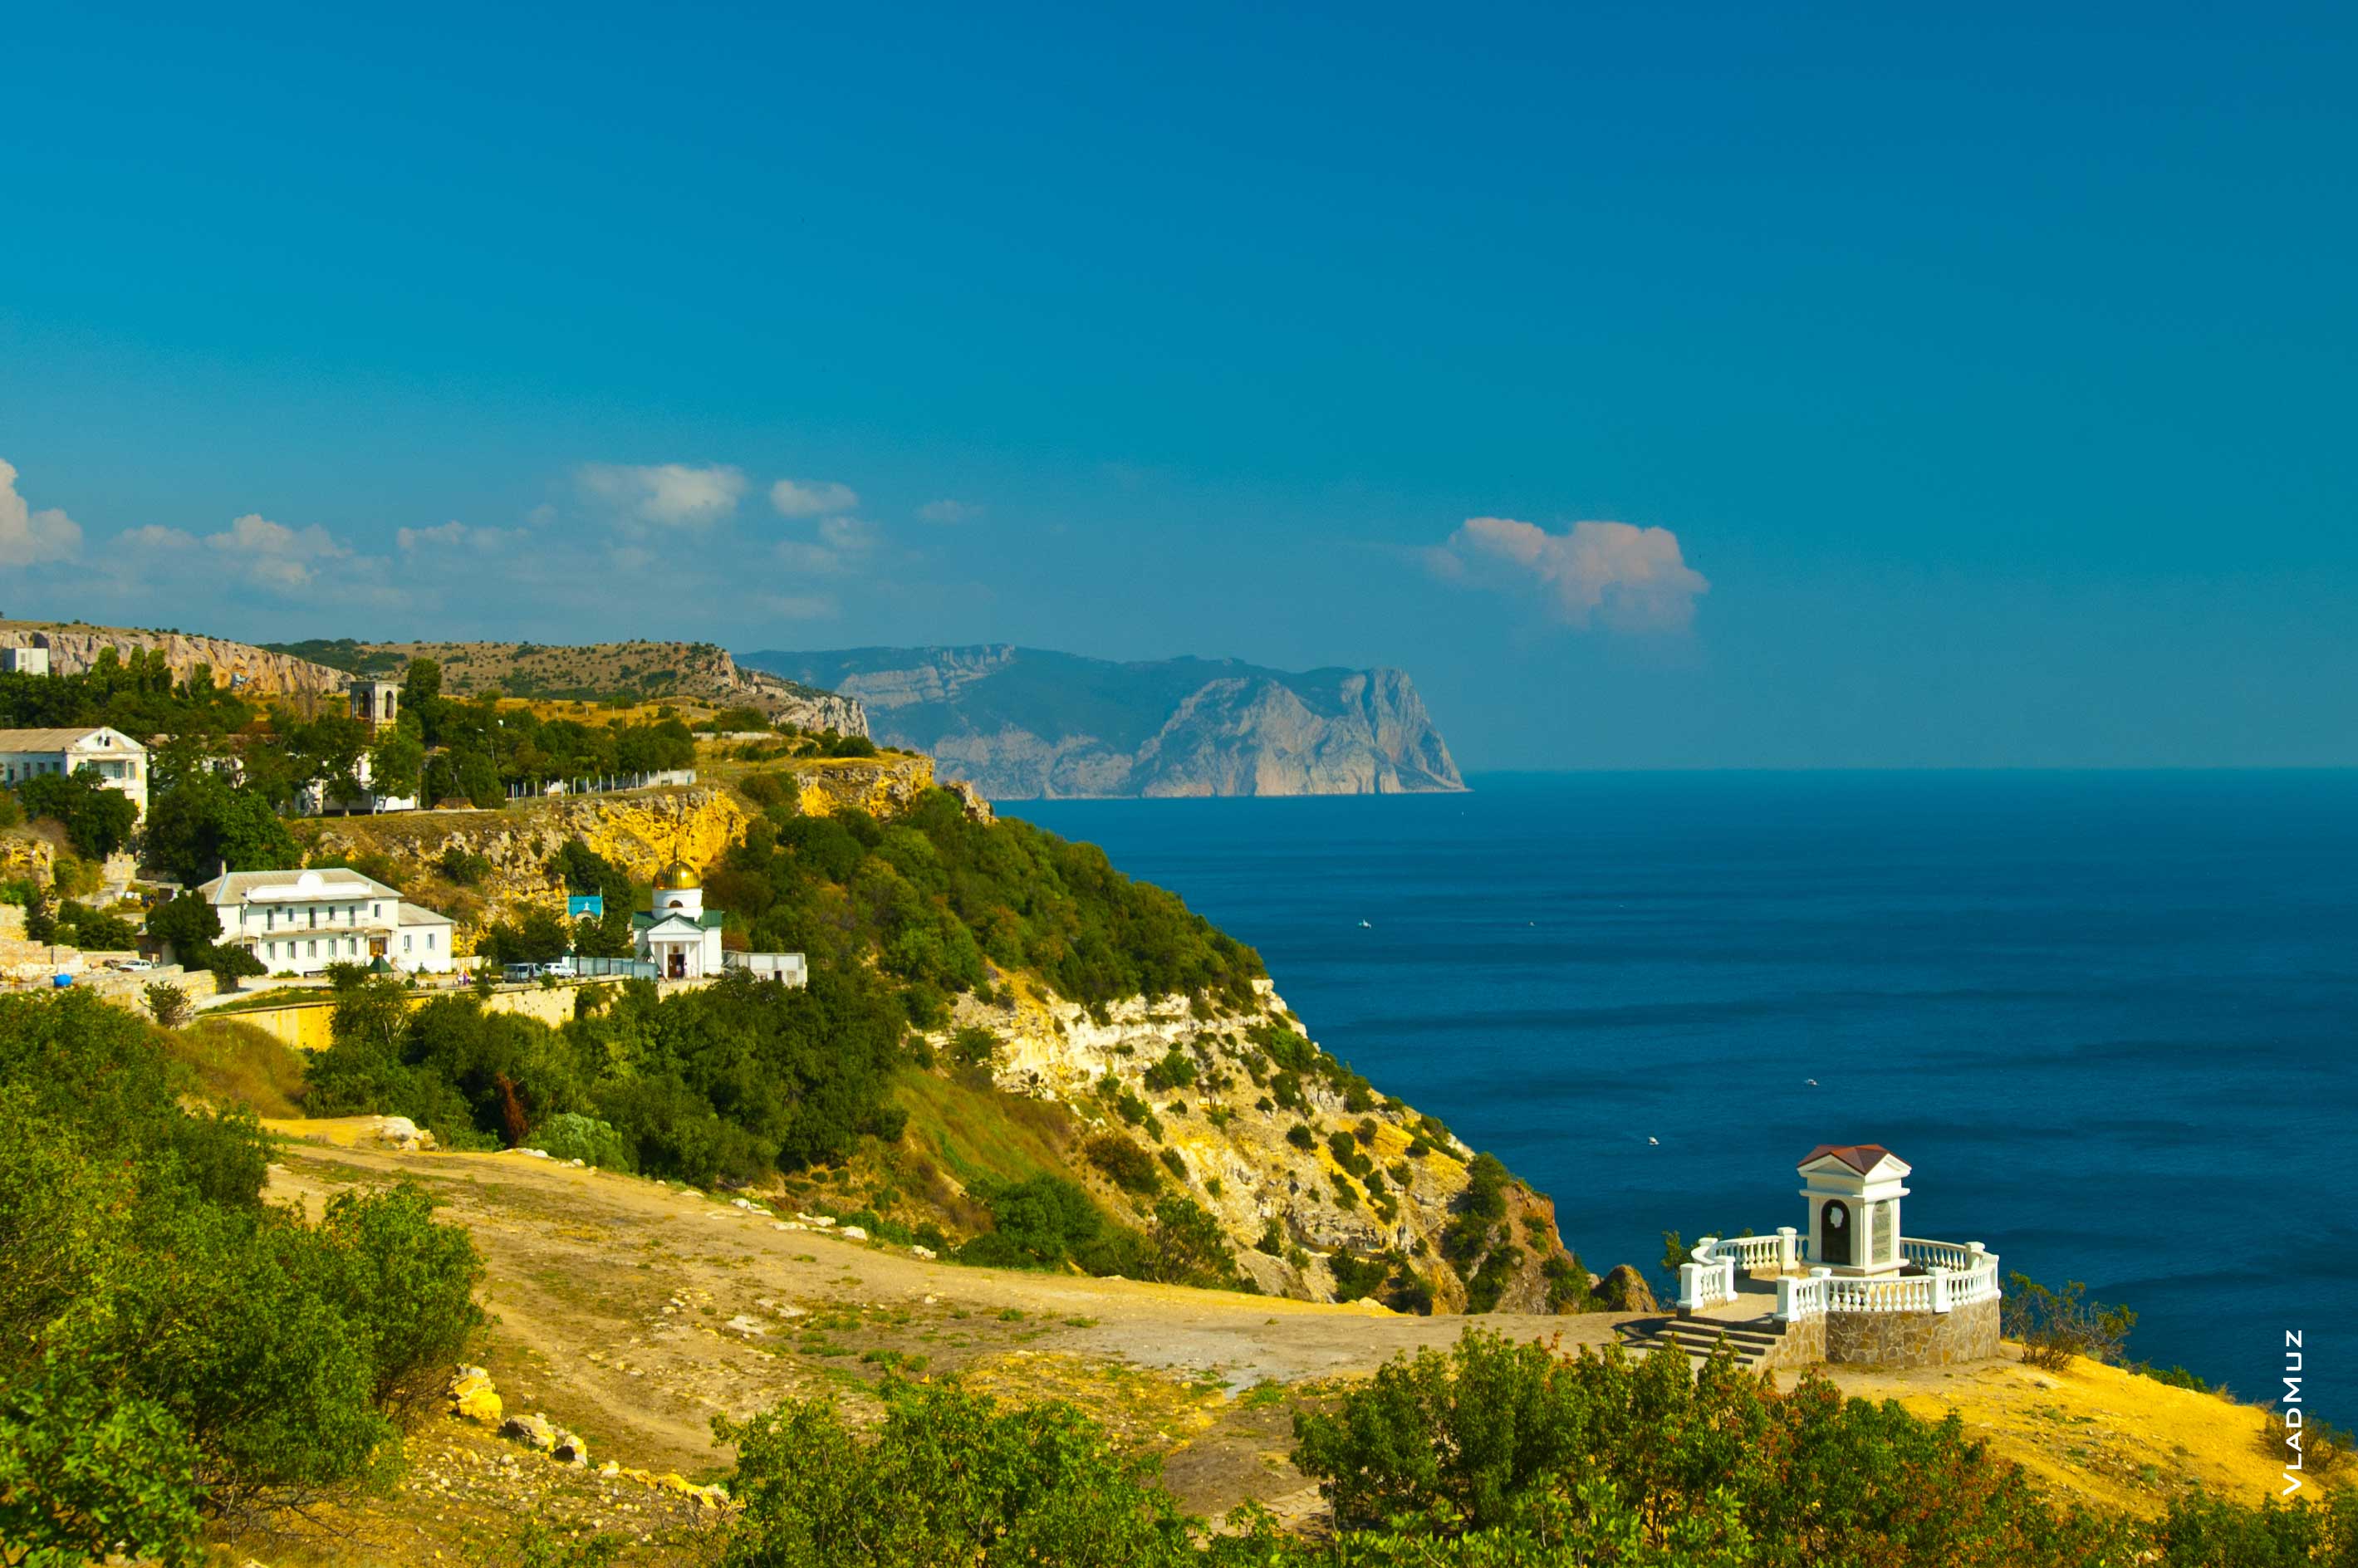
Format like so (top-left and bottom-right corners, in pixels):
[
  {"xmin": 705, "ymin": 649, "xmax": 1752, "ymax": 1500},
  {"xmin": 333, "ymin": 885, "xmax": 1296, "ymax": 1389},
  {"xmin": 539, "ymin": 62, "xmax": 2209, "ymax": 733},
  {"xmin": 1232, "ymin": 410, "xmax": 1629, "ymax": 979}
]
[
  {"xmin": 17, "ymin": 767, "xmax": 140, "ymax": 859},
  {"xmin": 145, "ymin": 889, "xmax": 263, "ymax": 982},
  {"xmin": 369, "ymin": 727, "xmax": 425, "ymax": 803},
  {"xmin": 145, "ymin": 982, "xmax": 193, "ymax": 1028},
  {"xmin": 142, "ymin": 774, "xmax": 301, "ymax": 886},
  {"xmin": 22, "ymin": 881, "xmax": 56, "ymax": 944}
]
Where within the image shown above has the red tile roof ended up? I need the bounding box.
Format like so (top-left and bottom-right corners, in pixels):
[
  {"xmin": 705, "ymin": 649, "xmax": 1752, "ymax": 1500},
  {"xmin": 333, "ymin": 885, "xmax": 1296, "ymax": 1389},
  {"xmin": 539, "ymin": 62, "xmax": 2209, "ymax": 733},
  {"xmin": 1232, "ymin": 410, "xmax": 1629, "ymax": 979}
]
[{"xmin": 1797, "ymin": 1143, "xmax": 1896, "ymax": 1174}]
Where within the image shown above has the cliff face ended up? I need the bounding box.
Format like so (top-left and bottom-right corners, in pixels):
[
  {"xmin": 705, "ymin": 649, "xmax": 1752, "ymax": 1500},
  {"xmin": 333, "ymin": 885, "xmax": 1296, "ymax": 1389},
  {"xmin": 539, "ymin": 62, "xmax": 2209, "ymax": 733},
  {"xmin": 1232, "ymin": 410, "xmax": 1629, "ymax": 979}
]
[
  {"xmin": 742, "ymin": 645, "xmax": 1465, "ymax": 800},
  {"xmin": 1, "ymin": 621, "xmax": 349, "ymax": 702},
  {"xmin": 945, "ymin": 979, "xmax": 1578, "ymax": 1312},
  {"xmin": 293, "ymin": 755, "xmax": 975, "ymax": 944}
]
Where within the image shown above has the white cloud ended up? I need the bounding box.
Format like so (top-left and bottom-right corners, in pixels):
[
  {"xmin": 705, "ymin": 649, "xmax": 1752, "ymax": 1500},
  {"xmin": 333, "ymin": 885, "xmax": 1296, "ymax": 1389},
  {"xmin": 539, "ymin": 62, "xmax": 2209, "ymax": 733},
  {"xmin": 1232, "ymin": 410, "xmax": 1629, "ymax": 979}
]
[
  {"xmin": 0, "ymin": 458, "xmax": 84, "ymax": 567},
  {"xmin": 774, "ymin": 515, "xmax": 880, "ymax": 576},
  {"xmin": 119, "ymin": 525, "xmax": 199, "ymax": 551},
  {"xmin": 578, "ymin": 462, "xmax": 747, "ymax": 529},
  {"xmin": 1432, "ymin": 517, "xmax": 1708, "ymax": 632},
  {"xmin": 203, "ymin": 512, "xmax": 351, "ymax": 592},
  {"xmin": 917, "ymin": 497, "xmax": 982, "ymax": 524},
  {"xmin": 397, "ymin": 519, "xmax": 521, "ymax": 554},
  {"xmin": 768, "ymin": 478, "xmax": 860, "ymax": 518}
]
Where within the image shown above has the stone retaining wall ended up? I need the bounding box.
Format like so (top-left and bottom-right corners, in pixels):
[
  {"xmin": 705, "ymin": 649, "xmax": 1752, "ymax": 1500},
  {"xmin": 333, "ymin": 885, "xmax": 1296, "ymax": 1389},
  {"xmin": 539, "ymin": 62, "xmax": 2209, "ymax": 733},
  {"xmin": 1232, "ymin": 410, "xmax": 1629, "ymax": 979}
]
[
  {"xmin": 1757, "ymin": 1311, "xmax": 1826, "ymax": 1372},
  {"xmin": 1824, "ymin": 1296, "xmax": 2000, "ymax": 1369}
]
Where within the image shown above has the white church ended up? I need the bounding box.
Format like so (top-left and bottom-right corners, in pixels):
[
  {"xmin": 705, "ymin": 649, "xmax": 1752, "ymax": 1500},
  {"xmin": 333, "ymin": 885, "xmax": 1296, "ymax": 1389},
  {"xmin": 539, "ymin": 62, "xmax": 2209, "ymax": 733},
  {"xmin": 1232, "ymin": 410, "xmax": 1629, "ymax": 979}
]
[{"xmin": 632, "ymin": 860, "xmax": 726, "ymax": 979}]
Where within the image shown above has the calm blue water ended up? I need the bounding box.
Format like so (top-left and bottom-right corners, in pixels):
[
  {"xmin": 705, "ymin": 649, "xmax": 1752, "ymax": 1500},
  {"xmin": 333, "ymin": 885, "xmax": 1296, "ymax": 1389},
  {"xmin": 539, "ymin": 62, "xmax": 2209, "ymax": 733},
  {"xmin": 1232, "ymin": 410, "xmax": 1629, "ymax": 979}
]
[{"xmin": 1016, "ymin": 772, "xmax": 2358, "ymax": 1416}]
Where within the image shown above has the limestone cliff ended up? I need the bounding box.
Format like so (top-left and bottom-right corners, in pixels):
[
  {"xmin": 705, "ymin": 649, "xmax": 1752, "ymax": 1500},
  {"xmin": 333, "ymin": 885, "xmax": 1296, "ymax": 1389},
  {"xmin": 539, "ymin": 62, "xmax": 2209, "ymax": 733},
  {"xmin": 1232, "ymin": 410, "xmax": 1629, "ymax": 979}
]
[
  {"xmin": 937, "ymin": 979, "xmax": 1581, "ymax": 1314},
  {"xmin": 297, "ymin": 786, "xmax": 755, "ymax": 948},
  {"xmin": 292, "ymin": 753, "xmax": 967, "ymax": 943},
  {"xmin": 1, "ymin": 620, "xmax": 349, "ymax": 703},
  {"xmin": 741, "ymin": 645, "xmax": 1465, "ymax": 800}
]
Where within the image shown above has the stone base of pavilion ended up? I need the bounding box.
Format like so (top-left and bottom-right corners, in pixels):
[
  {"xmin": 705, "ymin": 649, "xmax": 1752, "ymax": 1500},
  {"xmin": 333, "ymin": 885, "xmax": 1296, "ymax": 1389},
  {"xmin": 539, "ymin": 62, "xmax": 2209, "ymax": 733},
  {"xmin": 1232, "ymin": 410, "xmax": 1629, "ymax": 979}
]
[{"xmin": 1620, "ymin": 1232, "xmax": 2004, "ymax": 1374}]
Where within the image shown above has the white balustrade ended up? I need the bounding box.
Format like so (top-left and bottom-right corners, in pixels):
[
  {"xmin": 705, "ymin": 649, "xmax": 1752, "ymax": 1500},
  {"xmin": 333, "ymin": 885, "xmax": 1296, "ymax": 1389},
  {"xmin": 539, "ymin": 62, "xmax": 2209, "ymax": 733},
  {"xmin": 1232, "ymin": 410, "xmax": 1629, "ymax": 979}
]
[
  {"xmin": 1745, "ymin": 1236, "xmax": 1999, "ymax": 1322},
  {"xmin": 1678, "ymin": 1238, "xmax": 1738, "ymax": 1311}
]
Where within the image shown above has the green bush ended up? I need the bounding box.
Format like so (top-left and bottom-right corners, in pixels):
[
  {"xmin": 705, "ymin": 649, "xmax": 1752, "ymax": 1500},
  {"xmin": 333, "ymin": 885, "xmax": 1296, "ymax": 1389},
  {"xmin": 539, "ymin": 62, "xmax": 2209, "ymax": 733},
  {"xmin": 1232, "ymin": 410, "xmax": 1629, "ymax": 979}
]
[
  {"xmin": 716, "ymin": 1379, "xmax": 1197, "ymax": 1567},
  {"xmin": 2003, "ymin": 1272, "xmax": 2137, "ymax": 1370},
  {"xmin": 0, "ymin": 992, "xmax": 482, "ymax": 1562},
  {"xmin": 532, "ymin": 1111, "xmax": 635, "ymax": 1172},
  {"xmin": 438, "ymin": 846, "xmax": 493, "ymax": 886},
  {"xmin": 1085, "ymin": 1132, "xmax": 1161, "ymax": 1196}
]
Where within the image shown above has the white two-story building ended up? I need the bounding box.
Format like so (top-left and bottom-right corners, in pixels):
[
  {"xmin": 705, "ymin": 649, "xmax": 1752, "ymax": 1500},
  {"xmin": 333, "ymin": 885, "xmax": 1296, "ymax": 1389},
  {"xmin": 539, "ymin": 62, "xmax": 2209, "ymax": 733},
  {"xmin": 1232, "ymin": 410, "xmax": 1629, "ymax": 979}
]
[
  {"xmin": 197, "ymin": 867, "xmax": 456, "ymax": 976},
  {"xmin": 0, "ymin": 726, "xmax": 150, "ymax": 818}
]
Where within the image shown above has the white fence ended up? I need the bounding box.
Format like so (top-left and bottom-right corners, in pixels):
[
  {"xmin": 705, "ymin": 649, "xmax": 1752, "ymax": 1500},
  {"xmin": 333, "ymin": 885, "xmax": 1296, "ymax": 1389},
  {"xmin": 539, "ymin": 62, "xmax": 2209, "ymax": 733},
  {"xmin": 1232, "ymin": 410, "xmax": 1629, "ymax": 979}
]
[{"xmin": 1676, "ymin": 1231, "xmax": 2001, "ymax": 1322}]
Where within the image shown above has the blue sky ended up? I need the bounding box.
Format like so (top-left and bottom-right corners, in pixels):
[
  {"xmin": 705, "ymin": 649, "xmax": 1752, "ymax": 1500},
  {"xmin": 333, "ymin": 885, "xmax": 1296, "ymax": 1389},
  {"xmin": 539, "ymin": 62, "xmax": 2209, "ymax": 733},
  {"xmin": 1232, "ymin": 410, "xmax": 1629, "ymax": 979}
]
[{"xmin": 2, "ymin": 2, "xmax": 2351, "ymax": 767}]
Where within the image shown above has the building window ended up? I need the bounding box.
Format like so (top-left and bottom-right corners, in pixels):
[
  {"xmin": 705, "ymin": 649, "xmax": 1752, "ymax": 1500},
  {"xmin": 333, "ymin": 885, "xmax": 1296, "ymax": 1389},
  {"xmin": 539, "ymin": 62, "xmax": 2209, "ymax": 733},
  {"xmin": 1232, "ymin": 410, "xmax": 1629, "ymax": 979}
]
[
  {"xmin": 427, "ymin": 932, "xmax": 437, "ymax": 949},
  {"xmin": 307, "ymin": 909, "xmax": 317, "ymax": 929},
  {"xmin": 306, "ymin": 940, "xmax": 316, "ymax": 958},
  {"xmin": 265, "ymin": 909, "xmax": 274, "ymax": 931},
  {"xmin": 403, "ymin": 934, "xmax": 413, "ymax": 953},
  {"xmin": 371, "ymin": 903, "xmax": 382, "ymax": 919}
]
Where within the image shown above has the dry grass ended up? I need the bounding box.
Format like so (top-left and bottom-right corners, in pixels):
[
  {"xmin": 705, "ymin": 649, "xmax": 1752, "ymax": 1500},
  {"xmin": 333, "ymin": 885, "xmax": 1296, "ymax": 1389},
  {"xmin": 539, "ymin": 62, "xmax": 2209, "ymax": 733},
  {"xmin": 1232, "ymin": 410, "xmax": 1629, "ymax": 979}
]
[
  {"xmin": 169, "ymin": 1016, "xmax": 309, "ymax": 1117},
  {"xmin": 1826, "ymin": 1349, "xmax": 2299, "ymax": 1515}
]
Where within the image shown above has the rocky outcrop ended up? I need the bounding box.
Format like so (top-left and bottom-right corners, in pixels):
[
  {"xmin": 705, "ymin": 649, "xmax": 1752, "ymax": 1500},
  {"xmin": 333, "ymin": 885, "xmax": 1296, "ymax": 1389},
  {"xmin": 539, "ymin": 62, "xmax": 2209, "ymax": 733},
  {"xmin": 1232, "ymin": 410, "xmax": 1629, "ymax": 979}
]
[
  {"xmin": 298, "ymin": 785, "xmax": 757, "ymax": 944},
  {"xmin": 0, "ymin": 621, "xmax": 349, "ymax": 702},
  {"xmin": 294, "ymin": 759, "xmax": 974, "ymax": 943},
  {"xmin": 943, "ymin": 978, "xmax": 1581, "ymax": 1313},
  {"xmin": 742, "ymin": 646, "xmax": 1465, "ymax": 800}
]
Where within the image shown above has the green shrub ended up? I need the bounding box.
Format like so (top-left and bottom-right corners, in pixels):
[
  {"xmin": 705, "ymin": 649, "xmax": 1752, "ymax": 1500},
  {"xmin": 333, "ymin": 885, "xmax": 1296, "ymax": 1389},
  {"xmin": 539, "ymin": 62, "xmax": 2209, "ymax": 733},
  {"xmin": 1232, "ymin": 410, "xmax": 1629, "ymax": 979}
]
[
  {"xmin": 1085, "ymin": 1133, "xmax": 1161, "ymax": 1195},
  {"xmin": 1285, "ymin": 1123, "xmax": 1316, "ymax": 1152},
  {"xmin": 438, "ymin": 846, "xmax": 493, "ymax": 886},
  {"xmin": 715, "ymin": 1379, "xmax": 1196, "ymax": 1568},
  {"xmin": 532, "ymin": 1112, "xmax": 635, "ymax": 1171},
  {"xmin": 0, "ymin": 993, "xmax": 482, "ymax": 1561},
  {"xmin": 2003, "ymin": 1272, "xmax": 2137, "ymax": 1370}
]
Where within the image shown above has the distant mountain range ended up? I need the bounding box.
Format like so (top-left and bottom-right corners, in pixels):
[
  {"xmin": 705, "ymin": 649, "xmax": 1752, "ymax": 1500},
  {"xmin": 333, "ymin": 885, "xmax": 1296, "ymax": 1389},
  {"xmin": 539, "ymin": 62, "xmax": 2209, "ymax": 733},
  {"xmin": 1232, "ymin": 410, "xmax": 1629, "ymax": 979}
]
[{"xmin": 738, "ymin": 645, "xmax": 1465, "ymax": 800}]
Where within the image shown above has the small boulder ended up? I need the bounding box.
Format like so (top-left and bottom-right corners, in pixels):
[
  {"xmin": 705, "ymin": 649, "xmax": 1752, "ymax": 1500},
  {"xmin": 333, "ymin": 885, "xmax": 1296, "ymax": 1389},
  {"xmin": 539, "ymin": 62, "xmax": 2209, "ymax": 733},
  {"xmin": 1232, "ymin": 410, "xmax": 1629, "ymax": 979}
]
[
  {"xmin": 448, "ymin": 1365, "xmax": 503, "ymax": 1426},
  {"xmin": 839, "ymin": 1225, "xmax": 869, "ymax": 1242},
  {"xmin": 502, "ymin": 1411, "xmax": 558, "ymax": 1452},
  {"xmin": 552, "ymin": 1430, "xmax": 589, "ymax": 1467},
  {"xmin": 911, "ymin": 1245, "xmax": 937, "ymax": 1260},
  {"xmin": 723, "ymin": 1315, "xmax": 768, "ymax": 1337}
]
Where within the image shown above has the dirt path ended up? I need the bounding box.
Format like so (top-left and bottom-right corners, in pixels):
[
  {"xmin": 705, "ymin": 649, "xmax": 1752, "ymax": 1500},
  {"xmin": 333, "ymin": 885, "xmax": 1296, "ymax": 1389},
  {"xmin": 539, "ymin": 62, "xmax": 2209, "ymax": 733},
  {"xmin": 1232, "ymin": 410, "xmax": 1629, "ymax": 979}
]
[{"xmin": 267, "ymin": 1123, "xmax": 1639, "ymax": 1521}]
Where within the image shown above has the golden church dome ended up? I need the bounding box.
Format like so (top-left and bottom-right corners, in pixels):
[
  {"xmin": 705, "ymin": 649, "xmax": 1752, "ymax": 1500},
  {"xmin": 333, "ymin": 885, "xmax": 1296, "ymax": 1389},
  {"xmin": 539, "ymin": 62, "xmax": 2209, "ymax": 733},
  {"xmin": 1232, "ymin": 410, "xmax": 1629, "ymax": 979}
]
[{"xmin": 653, "ymin": 860, "xmax": 701, "ymax": 891}]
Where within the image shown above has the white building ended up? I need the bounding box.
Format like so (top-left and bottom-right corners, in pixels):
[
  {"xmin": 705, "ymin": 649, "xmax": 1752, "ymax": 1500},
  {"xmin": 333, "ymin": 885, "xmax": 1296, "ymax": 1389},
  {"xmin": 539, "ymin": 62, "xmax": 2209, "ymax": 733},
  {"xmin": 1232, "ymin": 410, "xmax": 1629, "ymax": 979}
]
[
  {"xmin": 632, "ymin": 860, "xmax": 725, "ymax": 979},
  {"xmin": 296, "ymin": 749, "xmax": 418, "ymax": 816},
  {"xmin": 0, "ymin": 725, "xmax": 150, "ymax": 818},
  {"xmin": 1, "ymin": 646, "xmax": 51, "ymax": 675},
  {"xmin": 1796, "ymin": 1144, "xmax": 1912, "ymax": 1276},
  {"xmin": 722, "ymin": 950, "xmax": 808, "ymax": 986},
  {"xmin": 198, "ymin": 866, "xmax": 456, "ymax": 976}
]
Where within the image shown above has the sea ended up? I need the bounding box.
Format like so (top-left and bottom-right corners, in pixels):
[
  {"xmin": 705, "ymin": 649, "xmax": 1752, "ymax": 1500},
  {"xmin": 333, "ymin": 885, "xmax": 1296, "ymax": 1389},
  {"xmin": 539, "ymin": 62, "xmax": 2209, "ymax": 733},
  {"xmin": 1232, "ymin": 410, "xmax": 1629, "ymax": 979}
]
[{"xmin": 1013, "ymin": 772, "xmax": 2358, "ymax": 1419}]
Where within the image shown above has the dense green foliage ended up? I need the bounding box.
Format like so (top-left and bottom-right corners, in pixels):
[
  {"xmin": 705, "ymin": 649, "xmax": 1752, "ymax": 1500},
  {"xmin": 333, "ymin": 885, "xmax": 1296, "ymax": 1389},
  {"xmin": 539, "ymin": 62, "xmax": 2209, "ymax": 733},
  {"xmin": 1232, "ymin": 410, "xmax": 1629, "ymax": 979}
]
[
  {"xmin": 0, "ymin": 992, "xmax": 482, "ymax": 1565},
  {"xmin": 716, "ymin": 1379, "xmax": 1200, "ymax": 1568},
  {"xmin": 142, "ymin": 772, "xmax": 304, "ymax": 885},
  {"xmin": 145, "ymin": 890, "xmax": 268, "ymax": 983},
  {"xmin": 304, "ymin": 971, "xmax": 909, "ymax": 1183},
  {"xmin": 701, "ymin": 1336, "xmax": 2358, "ymax": 1566},
  {"xmin": 13, "ymin": 767, "xmax": 139, "ymax": 859},
  {"xmin": 711, "ymin": 783, "xmax": 1263, "ymax": 1017}
]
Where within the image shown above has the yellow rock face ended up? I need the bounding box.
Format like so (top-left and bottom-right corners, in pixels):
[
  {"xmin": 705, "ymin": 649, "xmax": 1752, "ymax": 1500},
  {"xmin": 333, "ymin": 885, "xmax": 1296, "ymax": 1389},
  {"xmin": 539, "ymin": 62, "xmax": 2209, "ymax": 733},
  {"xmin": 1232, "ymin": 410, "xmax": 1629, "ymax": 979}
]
[{"xmin": 581, "ymin": 792, "xmax": 753, "ymax": 885}]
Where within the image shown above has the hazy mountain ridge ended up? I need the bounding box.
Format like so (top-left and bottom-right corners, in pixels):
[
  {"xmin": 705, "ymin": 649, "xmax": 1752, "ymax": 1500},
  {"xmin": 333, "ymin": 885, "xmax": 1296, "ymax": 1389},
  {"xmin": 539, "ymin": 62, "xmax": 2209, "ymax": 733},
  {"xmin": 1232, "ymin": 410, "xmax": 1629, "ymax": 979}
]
[{"xmin": 741, "ymin": 645, "xmax": 1464, "ymax": 799}]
